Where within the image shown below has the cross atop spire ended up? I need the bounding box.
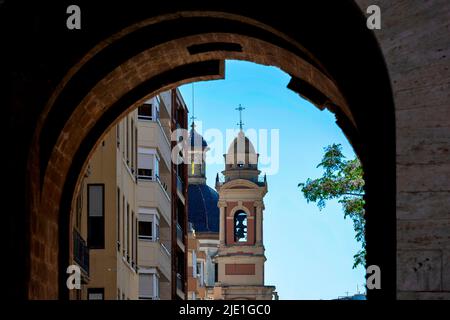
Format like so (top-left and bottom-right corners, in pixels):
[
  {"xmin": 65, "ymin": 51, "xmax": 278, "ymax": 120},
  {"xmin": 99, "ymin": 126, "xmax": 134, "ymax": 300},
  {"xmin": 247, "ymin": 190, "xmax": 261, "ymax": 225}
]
[
  {"xmin": 236, "ymin": 104, "xmax": 245, "ymax": 131},
  {"xmin": 190, "ymin": 114, "xmax": 197, "ymax": 129}
]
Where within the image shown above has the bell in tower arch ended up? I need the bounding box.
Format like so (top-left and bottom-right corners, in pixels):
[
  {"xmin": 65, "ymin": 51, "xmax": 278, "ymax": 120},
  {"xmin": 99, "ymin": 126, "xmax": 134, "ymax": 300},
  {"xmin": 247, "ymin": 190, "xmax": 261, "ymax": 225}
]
[{"xmin": 234, "ymin": 211, "xmax": 248, "ymax": 242}]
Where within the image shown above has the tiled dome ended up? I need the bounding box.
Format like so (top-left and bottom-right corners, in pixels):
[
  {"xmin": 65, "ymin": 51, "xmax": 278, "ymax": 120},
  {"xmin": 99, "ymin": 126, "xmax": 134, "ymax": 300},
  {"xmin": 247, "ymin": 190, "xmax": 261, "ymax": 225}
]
[{"xmin": 187, "ymin": 183, "xmax": 219, "ymax": 233}]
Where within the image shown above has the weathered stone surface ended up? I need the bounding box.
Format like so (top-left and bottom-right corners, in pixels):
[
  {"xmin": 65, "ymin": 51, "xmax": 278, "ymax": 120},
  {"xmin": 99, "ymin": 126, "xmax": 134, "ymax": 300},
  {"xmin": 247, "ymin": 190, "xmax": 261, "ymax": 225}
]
[
  {"xmin": 394, "ymin": 82, "xmax": 450, "ymax": 111},
  {"xmin": 396, "ymin": 105, "xmax": 450, "ymax": 129},
  {"xmin": 397, "ymin": 291, "xmax": 450, "ymax": 300},
  {"xmin": 396, "ymin": 126, "xmax": 450, "ymax": 165},
  {"xmin": 397, "ymin": 164, "xmax": 450, "ymax": 193},
  {"xmin": 443, "ymin": 250, "xmax": 450, "ymax": 291},
  {"xmin": 398, "ymin": 220, "xmax": 450, "ymax": 250},
  {"xmin": 397, "ymin": 250, "xmax": 442, "ymax": 291},
  {"xmin": 397, "ymin": 191, "xmax": 450, "ymax": 220}
]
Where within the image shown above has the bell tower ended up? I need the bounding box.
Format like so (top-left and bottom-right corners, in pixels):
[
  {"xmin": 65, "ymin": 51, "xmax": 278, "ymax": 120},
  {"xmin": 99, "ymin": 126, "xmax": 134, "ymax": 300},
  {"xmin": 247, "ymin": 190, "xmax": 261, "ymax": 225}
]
[{"xmin": 213, "ymin": 108, "xmax": 275, "ymax": 300}]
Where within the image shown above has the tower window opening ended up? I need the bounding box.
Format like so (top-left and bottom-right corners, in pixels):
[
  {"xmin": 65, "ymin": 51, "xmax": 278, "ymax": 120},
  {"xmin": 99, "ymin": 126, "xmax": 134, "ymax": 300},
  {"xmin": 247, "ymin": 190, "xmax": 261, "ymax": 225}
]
[{"xmin": 234, "ymin": 211, "xmax": 248, "ymax": 242}]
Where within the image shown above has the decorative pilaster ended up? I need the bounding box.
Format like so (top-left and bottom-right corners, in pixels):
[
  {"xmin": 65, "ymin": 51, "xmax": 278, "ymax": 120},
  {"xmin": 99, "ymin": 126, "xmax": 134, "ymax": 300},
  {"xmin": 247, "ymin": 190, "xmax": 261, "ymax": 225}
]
[
  {"xmin": 218, "ymin": 200, "xmax": 227, "ymax": 245},
  {"xmin": 254, "ymin": 200, "xmax": 264, "ymax": 244}
]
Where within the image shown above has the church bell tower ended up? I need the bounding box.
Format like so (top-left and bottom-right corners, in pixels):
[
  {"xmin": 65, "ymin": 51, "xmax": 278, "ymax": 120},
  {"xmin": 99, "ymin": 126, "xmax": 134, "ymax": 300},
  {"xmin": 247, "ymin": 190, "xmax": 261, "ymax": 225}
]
[{"xmin": 213, "ymin": 106, "xmax": 275, "ymax": 300}]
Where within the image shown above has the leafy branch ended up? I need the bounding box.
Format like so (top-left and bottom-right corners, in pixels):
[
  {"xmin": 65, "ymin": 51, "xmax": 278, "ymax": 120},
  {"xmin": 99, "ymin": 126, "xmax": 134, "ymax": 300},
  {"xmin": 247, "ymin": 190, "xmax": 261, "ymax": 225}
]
[{"xmin": 298, "ymin": 144, "xmax": 366, "ymax": 269}]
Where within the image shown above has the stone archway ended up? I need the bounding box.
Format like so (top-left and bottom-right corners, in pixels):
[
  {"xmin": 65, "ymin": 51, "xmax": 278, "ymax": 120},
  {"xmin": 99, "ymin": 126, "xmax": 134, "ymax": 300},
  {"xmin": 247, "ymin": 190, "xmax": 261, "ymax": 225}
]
[{"xmin": 4, "ymin": 1, "xmax": 407, "ymax": 299}]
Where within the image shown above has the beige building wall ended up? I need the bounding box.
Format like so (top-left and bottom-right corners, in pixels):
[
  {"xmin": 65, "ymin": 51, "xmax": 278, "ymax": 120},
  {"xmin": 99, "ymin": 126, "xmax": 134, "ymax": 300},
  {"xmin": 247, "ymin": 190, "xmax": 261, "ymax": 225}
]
[{"xmin": 71, "ymin": 111, "xmax": 139, "ymax": 300}]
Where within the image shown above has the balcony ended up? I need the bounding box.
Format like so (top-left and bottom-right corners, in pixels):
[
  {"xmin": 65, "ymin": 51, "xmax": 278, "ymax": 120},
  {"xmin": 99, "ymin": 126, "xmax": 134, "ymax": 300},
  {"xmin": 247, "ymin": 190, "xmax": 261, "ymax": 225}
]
[
  {"xmin": 73, "ymin": 228, "xmax": 89, "ymax": 275},
  {"xmin": 138, "ymin": 240, "xmax": 171, "ymax": 281},
  {"xmin": 137, "ymin": 178, "xmax": 171, "ymax": 226},
  {"xmin": 137, "ymin": 121, "xmax": 171, "ymax": 169},
  {"xmin": 215, "ymin": 173, "xmax": 267, "ymax": 187}
]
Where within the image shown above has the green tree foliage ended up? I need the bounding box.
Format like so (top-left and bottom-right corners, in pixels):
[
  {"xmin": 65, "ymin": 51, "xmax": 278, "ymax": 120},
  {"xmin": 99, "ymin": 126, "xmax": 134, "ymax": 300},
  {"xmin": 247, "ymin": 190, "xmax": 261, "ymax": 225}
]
[{"xmin": 298, "ymin": 144, "xmax": 365, "ymax": 269}]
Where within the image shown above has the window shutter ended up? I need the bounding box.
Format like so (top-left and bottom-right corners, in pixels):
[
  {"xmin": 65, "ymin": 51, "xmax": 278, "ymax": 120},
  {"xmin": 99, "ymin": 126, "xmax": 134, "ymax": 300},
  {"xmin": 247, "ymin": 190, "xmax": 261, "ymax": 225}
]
[
  {"xmin": 88, "ymin": 185, "xmax": 103, "ymax": 217},
  {"xmin": 138, "ymin": 153, "xmax": 153, "ymax": 170},
  {"xmin": 192, "ymin": 251, "xmax": 197, "ymax": 278},
  {"xmin": 139, "ymin": 274, "xmax": 153, "ymax": 297}
]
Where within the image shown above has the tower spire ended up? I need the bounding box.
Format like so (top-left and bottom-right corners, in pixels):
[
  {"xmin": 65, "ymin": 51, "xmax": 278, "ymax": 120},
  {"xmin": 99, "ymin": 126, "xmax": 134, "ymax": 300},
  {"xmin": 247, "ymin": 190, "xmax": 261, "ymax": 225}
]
[
  {"xmin": 236, "ymin": 104, "xmax": 245, "ymax": 131},
  {"xmin": 190, "ymin": 83, "xmax": 196, "ymax": 128}
]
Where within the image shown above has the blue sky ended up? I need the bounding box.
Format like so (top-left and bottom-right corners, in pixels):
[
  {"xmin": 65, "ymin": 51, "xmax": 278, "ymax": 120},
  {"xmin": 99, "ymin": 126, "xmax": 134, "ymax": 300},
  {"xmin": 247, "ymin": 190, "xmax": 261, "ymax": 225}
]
[{"xmin": 180, "ymin": 60, "xmax": 365, "ymax": 300}]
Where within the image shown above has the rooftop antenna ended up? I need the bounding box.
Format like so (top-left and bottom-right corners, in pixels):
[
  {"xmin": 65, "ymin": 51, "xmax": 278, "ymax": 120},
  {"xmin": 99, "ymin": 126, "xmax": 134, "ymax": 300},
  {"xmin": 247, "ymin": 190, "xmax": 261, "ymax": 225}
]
[{"xmin": 236, "ymin": 104, "xmax": 245, "ymax": 131}]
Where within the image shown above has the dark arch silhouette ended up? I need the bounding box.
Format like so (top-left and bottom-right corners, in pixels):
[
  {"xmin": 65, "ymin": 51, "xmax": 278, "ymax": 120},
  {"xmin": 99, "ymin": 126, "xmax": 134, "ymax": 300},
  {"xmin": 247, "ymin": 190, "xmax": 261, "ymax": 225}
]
[{"xmin": 2, "ymin": 1, "xmax": 395, "ymax": 299}]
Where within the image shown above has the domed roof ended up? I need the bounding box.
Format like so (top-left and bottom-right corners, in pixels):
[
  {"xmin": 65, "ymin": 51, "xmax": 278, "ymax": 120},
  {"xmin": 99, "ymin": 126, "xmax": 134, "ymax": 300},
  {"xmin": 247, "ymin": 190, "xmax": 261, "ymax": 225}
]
[
  {"xmin": 188, "ymin": 184, "xmax": 219, "ymax": 233},
  {"xmin": 227, "ymin": 131, "xmax": 256, "ymax": 155},
  {"xmin": 189, "ymin": 126, "xmax": 208, "ymax": 149}
]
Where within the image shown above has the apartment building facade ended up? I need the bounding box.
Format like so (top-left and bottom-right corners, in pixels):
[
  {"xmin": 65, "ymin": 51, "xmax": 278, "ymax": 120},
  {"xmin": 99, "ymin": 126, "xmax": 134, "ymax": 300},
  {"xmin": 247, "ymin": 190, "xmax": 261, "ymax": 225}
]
[
  {"xmin": 71, "ymin": 109, "xmax": 139, "ymax": 300},
  {"xmin": 70, "ymin": 88, "xmax": 188, "ymax": 300},
  {"xmin": 136, "ymin": 89, "xmax": 188, "ymax": 300}
]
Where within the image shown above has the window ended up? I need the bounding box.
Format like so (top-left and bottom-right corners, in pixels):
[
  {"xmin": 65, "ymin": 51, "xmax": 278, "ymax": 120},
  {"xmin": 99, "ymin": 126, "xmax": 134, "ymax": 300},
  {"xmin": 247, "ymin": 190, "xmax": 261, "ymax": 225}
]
[
  {"xmin": 125, "ymin": 118, "xmax": 129, "ymax": 162},
  {"xmin": 125, "ymin": 116, "xmax": 130, "ymax": 165},
  {"xmin": 87, "ymin": 288, "xmax": 104, "ymax": 300},
  {"xmin": 154, "ymin": 156, "xmax": 160, "ymax": 179},
  {"xmin": 197, "ymin": 262, "xmax": 204, "ymax": 287},
  {"xmin": 234, "ymin": 210, "xmax": 248, "ymax": 242},
  {"xmin": 121, "ymin": 123, "xmax": 125, "ymax": 159},
  {"xmin": 116, "ymin": 125, "xmax": 120, "ymax": 148},
  {"xmin": 126, "ymin": 203, "xmax": 130, "ymax": 262},
  {"xmin": 134, "ymin": 127, "xmax": 138, "ymax": 177},
  {"xmin": 138, "ymin": 149, "xmax": 159, "ymax": 180},
  {"xmin": 139, "ymin": 273, "xmax": 159, "ymax": 300},
  {"xmin": 138, "ymin": 103, "xmax": 153, "ymax": 120},
  {"xmin": 139, "ymin": 221, "xmax": 153, "ymax": 240},
  {"xmin": 192, "ymin": 251, "xmax": 197, "ymax": 278},
  {"xmin": 131, "ymin": 210, "xmax": 135, "ymax": 266},
  {"xmin": 122, "ymin": 195, "xmax": 126, "ymax": 256},
  {"xmin": 75, "ymin": 192, "xmax": 82, "ymax": 230},
  {"xmin": 88, "ymin": 184, "xmax": 104, "ymax": 248},
  {"xmin": 139, "ymin": 210, "xmax": 159, "ymax": 241},
  {"xmin": 130, "ymin": 211, "xmax": 137, "ymax": 268},
  {"xmin": 134, "ymin": 216, "xmax": 138, "ymax": 267},
  {"xmin": 131, "ymin": 119, "xmax": 135, "ymax": 172},
  {"xmin": 138, "ymin": 99, "xmax": 160, "ymax": 121},
  {"xmin": 214, "ymin": 263, "xmax": 218, "ymax": 283},
  {"xmin": 117, "ymin": 187, "xmax": 121, "ymax": 251}
]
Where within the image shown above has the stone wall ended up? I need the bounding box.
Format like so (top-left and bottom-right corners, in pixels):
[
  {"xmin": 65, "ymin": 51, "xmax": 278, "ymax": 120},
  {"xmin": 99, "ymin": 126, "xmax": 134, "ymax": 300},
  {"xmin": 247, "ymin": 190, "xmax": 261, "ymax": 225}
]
[{"xmin": 355, "ymin": 0, "xmax": 450, "ymax": 299}]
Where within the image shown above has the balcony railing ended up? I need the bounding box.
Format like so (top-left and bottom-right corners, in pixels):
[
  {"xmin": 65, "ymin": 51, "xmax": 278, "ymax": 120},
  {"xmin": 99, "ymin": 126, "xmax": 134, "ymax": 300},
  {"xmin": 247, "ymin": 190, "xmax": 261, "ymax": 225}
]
[
  {"xmin": 73, "ymin": 228, "xmax": 89, "ymax": 275},
  {"xmin": 176, "ymin": 223, "xmax": 184, "ymax": 242},
  {"xmin": 216, "ymin": 173, "xmax": 267, "ymax": 186},
  {"xmin": 160, "ymin": 242, "xmax": 171, "ymax": 256},
  {"xmin": 139, "ymin": 296, "xmax": 160, "ymax": 300}
]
